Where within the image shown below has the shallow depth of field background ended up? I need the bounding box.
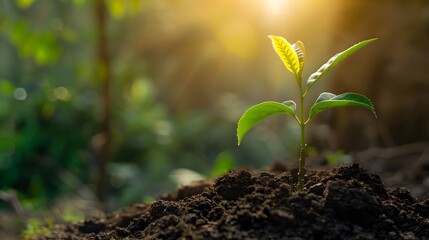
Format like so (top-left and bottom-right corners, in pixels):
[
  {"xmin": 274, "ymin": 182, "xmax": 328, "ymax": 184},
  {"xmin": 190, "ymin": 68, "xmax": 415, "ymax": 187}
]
[{"xmin": 1, "ymin": 0, "xmax": 429, "ymax": 237}]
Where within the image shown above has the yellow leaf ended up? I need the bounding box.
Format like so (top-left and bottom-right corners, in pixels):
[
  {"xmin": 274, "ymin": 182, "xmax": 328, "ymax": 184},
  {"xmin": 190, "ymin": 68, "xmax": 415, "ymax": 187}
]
[{"xmin": 268, "ymin": 35, "xmax": 300, "ymax": 76}]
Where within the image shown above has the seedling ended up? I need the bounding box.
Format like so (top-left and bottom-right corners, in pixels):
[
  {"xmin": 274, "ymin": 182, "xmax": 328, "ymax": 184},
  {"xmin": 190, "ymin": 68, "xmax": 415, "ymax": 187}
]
[{"xmin": 237, "ymin": 36, "xmax": 377, "ymax": 190}]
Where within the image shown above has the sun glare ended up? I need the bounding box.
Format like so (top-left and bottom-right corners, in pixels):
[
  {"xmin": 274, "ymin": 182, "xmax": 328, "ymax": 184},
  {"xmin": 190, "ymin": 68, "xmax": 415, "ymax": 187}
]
[{"xmin": 265, "ymin": 0, "xmax": 290, "ymax": 15}]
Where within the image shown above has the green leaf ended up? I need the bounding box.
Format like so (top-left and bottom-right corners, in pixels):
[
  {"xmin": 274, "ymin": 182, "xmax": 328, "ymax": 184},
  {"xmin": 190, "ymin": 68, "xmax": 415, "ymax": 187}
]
[
  {"xmin": 108, "ymin": 0, "xmax": 126, "ymax": 19},
  {"xmin": 309, "ymin": 92, "xmax": 377, "ymax": 120},
  {"xmin": 237, "ymin": 101, "xmax": 297, "ymax": 145},
  {"xmin": 16, "ymin": 0, "xmax": 35, "ymax": 9},
  {"xmin": 268, "ymin": 35, "xmax": 301, "ymax": 76},
  {"xmin": 306, "ymin": 38, "xmax": 377, "ymax": 92},
  {"xmin": 210, "ymin": 151, "xmax": 235, "ymax": 178}
]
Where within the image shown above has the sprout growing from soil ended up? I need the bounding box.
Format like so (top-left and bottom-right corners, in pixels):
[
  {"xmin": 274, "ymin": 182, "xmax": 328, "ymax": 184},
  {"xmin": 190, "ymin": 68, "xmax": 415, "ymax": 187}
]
[{"xmin": 237, "ymin": 36, "xmax": 377, "ymax": 190}]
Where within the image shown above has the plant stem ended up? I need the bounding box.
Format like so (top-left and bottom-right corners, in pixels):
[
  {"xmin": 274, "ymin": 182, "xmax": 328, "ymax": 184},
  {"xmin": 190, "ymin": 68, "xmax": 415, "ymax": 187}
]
[
  {"xmin": 297, "ymin": 139, "xmax": 306, "ymax": 190},
  {"xmin": 297, "ymin": 76, "xmax": 306, "ymax": 190}
]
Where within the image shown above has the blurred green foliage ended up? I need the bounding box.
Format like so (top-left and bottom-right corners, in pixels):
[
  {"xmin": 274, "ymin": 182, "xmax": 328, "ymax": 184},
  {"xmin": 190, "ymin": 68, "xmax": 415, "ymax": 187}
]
[
  {"xmin": 9, "ymin": 20, "xmax": 61, "ymax": 64},
  {"xmin": 22, "ymin": 218, "xmax": 54, "ymax": 239},
  {"xmin": 0, "ymin": 0, "xmax": 302, "ymax": 211}
]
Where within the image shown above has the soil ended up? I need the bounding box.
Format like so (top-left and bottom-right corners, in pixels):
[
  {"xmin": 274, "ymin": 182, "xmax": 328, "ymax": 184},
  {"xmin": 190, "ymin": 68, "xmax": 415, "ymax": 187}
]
[{"xmin": 35, "ymin": 163, "xmax": 429, "ymax": 240}]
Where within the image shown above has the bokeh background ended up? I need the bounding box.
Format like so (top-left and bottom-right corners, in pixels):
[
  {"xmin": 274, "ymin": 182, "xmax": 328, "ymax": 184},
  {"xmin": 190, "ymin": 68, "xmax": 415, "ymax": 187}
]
[{"xmin": 1, "ymin": 0, "xmax": 429, "ymax": 238}]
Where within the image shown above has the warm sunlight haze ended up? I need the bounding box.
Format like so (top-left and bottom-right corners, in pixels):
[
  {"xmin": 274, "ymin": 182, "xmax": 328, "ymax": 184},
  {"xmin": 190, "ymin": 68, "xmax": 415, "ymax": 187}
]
[
  {"xmin": 265, "ymin": 0, "xmax": 291, "ymax": 16},
  {"xmin": 1, "ymin": 0, "xmax": 429, "ymax": 239}
]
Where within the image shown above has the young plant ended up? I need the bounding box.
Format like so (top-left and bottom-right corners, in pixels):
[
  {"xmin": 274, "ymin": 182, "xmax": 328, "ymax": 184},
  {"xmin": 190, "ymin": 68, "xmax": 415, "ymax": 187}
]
[{"xmin": 237, "ymin": 36, "xmax": 377, "ymax": 190}]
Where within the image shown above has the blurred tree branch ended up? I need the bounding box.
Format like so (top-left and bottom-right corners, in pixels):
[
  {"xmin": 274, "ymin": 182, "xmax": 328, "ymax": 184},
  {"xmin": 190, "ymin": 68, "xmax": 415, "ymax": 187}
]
[
  {"xmin": 0, "ymin": 190, "xmax": 26, "ymax": 218},
  {"xmin": 94, "ymin": 0, "xmax": 112, "ymax": 210}
]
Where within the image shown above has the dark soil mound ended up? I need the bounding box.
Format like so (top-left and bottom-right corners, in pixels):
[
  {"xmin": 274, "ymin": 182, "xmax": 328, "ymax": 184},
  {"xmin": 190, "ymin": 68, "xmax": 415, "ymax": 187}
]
[{"xmin": 38, "ymin": 163, "xmax": 429, "ymax": 239}]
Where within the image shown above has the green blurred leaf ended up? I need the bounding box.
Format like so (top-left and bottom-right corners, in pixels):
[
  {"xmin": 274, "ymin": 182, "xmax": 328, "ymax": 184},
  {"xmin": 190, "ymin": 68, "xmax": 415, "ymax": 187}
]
[
  {"xmin": 10, "ymin": 21, "xmax": 29, "ymax": 46},
  {"xmin": 237, "ymin": 101, "xmax": 296, "ymax": 145},
  {"xmin": 309, "ymin": 92, "xmax": 377, "ymax": 120},
  {"xmin": 9, "ymin": 21, "xmax": 61, "ymax": 64},
  {"xmin": 62, "ymin": 208, "xmax": 84, "ymax": 222},
  {"xmin": 16, "ymin": 0, "xmax": 35, "ymax": 9},
  {"xmin": 324, "ymin": 150, "xmax": 352, "ymax": 165},
  {"xmin": 0, "ymin": 80, "xmax": 15, "ymax": 95},
  {"xmin": 210, "ymin": 151, "xmax": 235, "ymax": 178},
  {"xmin": 108, "ymin": 0, "xmax": 126, "ymax": 19},
  {"xmin": 22, "ymin": 219, "xmax": 54, "ymax": 239},
  {"xmin": 306, "ymin": 38, "xmax": 377, "ymax": 92},
  {"xmin": 33, "ymin": 32, "xmax": 61, "ymax": 64}
]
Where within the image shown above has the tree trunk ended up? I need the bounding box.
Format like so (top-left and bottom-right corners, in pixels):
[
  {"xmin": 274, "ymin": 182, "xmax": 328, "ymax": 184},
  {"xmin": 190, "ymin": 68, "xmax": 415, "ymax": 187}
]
[{"xmin": 94, "ymin": 0, "xmax": 111, "ymax": 210}]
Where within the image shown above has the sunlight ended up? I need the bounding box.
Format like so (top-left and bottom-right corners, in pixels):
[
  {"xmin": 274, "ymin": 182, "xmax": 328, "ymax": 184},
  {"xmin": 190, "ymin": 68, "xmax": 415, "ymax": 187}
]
[
  {"xmin": 213, "ymin": 19, "xmax": 259, "ymax": 60},
  {"xmin": 265, "ymin": 0, "xmax": 291, "ymax": 15}
]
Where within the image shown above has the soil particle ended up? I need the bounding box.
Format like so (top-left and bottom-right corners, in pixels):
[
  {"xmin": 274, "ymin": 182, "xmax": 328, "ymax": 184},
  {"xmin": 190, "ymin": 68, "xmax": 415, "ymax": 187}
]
[
  {"xmin": 214, "ymin": 169, "xmax": 254, "ymax": 200},
  {"xmin": 324, "ymin": 179, "xmax": 382, "ymax": 226},
  {"xmin": 35, "ymin": 163, "xmax": 429, "ymax": 240}
]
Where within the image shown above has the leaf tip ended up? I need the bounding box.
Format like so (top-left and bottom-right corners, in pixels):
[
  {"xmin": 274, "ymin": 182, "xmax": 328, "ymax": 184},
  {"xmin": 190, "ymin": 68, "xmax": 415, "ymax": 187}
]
[
  {"xmin": 363, "ymin": 38, "xmax": 378, "ymax": 46},
  {"xmin": 268, "ymin": 35, "xmax": 280, "ymax": 44}
]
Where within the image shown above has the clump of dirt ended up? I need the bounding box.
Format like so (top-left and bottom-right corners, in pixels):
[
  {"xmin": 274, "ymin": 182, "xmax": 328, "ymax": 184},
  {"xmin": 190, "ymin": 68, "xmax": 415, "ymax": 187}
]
[{"xmin": 37, "ymin": 163, "xmax": 429, "ymax": 239}]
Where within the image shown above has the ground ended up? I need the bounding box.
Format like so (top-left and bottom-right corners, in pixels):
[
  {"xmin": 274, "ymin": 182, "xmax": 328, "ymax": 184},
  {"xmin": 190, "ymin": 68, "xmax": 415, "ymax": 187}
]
[{"xmin": 34, "ymin": 162, "xmax": 429, "ymax": 240}]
